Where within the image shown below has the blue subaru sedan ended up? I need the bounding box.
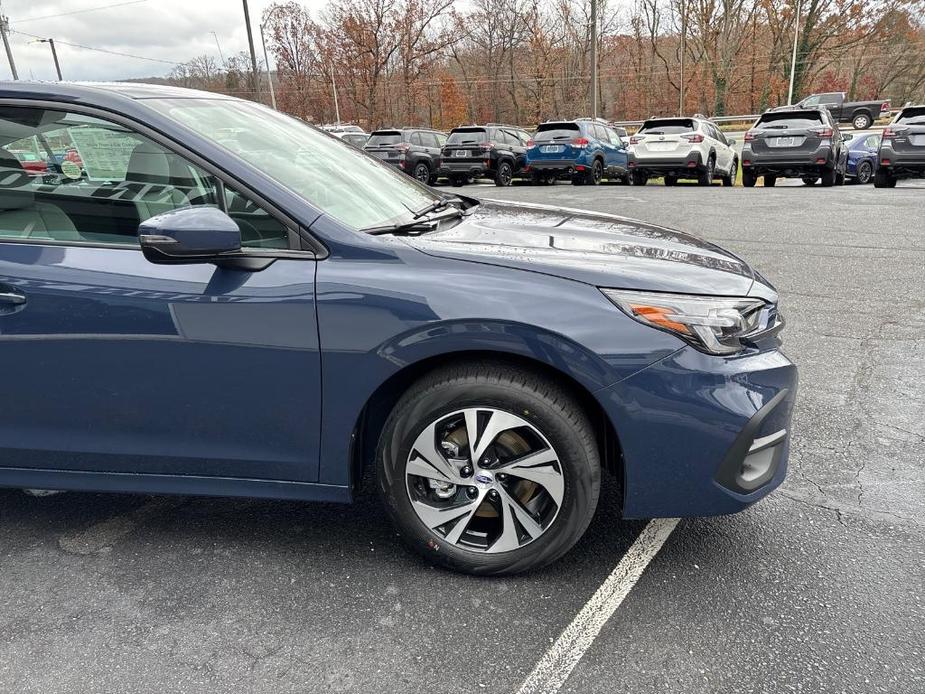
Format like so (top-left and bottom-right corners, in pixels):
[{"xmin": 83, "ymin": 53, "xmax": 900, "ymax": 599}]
[{"xmin": 0, "ymin": 83, "xmax": 796, "ymax": 574}]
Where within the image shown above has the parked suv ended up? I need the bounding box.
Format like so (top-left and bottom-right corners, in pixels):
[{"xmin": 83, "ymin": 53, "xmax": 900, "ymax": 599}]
[
  {"xmin": 627, "ymin": 116, "xmax": 737, "ymax": 186},
  {"xmin": 323, "ymin": 124, "xmax": 369, "ymax": 148},
  {"xmin": 439, "ymin": 124, "xmax": 531, "ymax": 187},
  {"xmin": 741, "ymin": 107, "xmax": 848, "ymax": 187},
  {"xmin": 364, "ymin": 128, "xmax": 446, "ymax": 184},
  {"xmin": 525, "ymin": 119, "xmax": 629, "ymax": 185},
  {"xmin": 874, "ymin": 105, "xmax": 925, "ymax": 188}
]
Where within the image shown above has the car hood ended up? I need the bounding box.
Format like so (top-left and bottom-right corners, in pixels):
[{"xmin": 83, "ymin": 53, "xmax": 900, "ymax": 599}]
[{"xmin": 402, "ymin": 200, "xmax": 767, "ymax": 298}]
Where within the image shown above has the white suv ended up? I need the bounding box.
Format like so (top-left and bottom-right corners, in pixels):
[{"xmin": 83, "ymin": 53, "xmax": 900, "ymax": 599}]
[{"xmin": 628, "ymin": 116, "xmax": 738, "ymax": 186}]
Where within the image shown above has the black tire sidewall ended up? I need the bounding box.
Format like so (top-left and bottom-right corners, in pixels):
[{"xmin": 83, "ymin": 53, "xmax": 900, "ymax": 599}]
[{"xmin": 377, "ymin": 375, "xmax": 600, "ymax": 575}]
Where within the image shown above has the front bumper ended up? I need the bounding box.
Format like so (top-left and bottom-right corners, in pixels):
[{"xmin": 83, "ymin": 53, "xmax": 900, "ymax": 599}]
[
  {"xmin": 595, "ymin": 345, "xmax": 797, "ymax": 518},
  {"xmin": 627, "ymin": 150, "xmax": 704, "ymax": 175}
]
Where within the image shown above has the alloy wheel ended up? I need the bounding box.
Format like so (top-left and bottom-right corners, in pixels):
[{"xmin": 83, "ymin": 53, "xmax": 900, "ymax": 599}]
[
  {"xmin": 857, "ymin": 161, "xmax": 873, "ymax": 185},
  {"xmin": 413, "ymin": 163, "xmax": 430, "ymax": 183},
  {"xmin": 404, "ymin": 407, "xmax": 564, "ymax": 553}
]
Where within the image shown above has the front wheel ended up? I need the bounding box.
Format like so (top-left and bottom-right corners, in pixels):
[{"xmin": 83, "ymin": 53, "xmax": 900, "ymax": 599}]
[
  {"xmin": 587, "ymin": 159, "xmax": 604, "ymax": 185},
  {"xmin": 764, "ymin": 175, "xmax": 777, "ymax": 187},
  {"xmin": 820, "ymin": 166, "xmax": 836, "ymax": 187},
  {"xmin": 450, "ymin": 175, "xmax": 467, "ymax": 187},
  {"xmin": 856, "ymin": 160, "xmax": 873, "ymax": 185},
  {"xmin": 631, "ymin": 171, "xmax": 647, "ymax": 186},
  {"xmin": 802, "ymin": 176, "xmax": 818, "ymax": 186},
  {"xmin": 742, "ymin": 169, "xmax": 757, "ymax": 187},
  {"xmin": 852, "ymin": 113, "xmax": 873, "ymax": 130},
  {"xmin": 664, "ymin": 175, "xmax": 677, "ymax": 186},
  {"xmin": 377, "ymin": 363, "xmax": 601, "ymax": 575}
]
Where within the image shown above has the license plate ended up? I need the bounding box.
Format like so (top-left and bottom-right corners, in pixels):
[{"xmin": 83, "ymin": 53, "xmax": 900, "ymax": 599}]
[
  {"xmin": 453, "ymin": 150, "xmax": 469, "ymax": 157},
  {"xmin": 540, "ymin": 145, "xmax": 563, "ymax": 153},
  {"xmin": 769, "ymin": 136, "xmax": 800, "ymax": 147},
  {"xmin": 647, "ymin": 142, "xmax": 676, "ymax": 151}
]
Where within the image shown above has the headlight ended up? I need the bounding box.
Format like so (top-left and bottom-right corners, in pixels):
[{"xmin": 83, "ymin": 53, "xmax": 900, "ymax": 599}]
[{"xmin": 601, "ymin": 288, "xmax": 777, "ymax": 355}]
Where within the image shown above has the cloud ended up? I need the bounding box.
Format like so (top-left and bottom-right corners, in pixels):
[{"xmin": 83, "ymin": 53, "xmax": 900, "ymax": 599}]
[{"xmin": 2, "ymin": 0, "xmax": 327, "ymax": 82}]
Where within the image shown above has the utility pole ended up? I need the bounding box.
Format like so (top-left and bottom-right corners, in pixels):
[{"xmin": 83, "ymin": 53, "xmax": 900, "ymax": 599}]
[
  {"xmin": 787, "ymin": 0, "xmax": 803, "ymax": 105},
  {"xmin": 679, "ymin": 0, "xmax": 686, "ymax": 115},
  {"xmin": 259, "ymin": 21, "xmax": 276, "ymax": 110},
  {"xmin": 590, "ymin": 0, "xmax": 598, "ymax": 119},
  {"xmin": 241, "ymin": 0, "xmax": 262, "ymax": 102},
  {"xmin": 0, "ymin": 11, "xmax": 18, "ymax": 80},
  {"xmin": 38, "ymin": 39, "xmax": 62, "ymax": 80},
  {"xmin": 331, "ymin": 70, "xmax": 341, "ymax": 125}
]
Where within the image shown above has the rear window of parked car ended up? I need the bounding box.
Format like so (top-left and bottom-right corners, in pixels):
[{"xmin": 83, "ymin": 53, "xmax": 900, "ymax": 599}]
[
  {"xmin": 446, "ymin": 128, "xmax": 487, "ymax": 145},
  {"xmin": 756, "ymin": 112, "xmax": 823, "ymax": 128},
  {"xmin": 897, "ymin": 107, "xmax": 925, "ymax": 124},
  {"xmin": 367, "ymin": 131, "xmax": 402, "ymax": 146},
  {"xmin": 638, "ymin": 119, "xmax": 695, "ymax": 135},
  {"xmin": 534, "ymin": 123, "xmax": 580, "ymax": 142}
]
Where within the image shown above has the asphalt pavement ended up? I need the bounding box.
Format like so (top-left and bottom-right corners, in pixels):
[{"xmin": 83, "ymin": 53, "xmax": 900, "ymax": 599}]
[{"xmin": 1, "ymin": 180, "xmax": 923, "ymax": 693}]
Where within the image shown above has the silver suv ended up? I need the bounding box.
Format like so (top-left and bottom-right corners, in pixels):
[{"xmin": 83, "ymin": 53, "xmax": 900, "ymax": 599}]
[{"xmin": 627, "ymin": 115, "xmax": 738, "ymax": 186}]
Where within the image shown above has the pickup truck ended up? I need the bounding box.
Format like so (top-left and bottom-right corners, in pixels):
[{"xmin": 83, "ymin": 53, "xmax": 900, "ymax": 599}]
[{"xmin": 795, "ymin": 92, "xmax": 891, "ymax": 130}]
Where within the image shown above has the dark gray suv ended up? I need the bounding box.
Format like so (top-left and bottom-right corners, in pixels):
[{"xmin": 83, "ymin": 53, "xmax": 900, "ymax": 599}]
[
  {"xmin": 363, "ymin": 128, "xmax": 446, "ymax": 184},
  {"xmin": 741, "ymin": 106, "xmax": 848, "ymax": 187},
  {"xmin": 875, "ymin": 105, "xmax": 925, "ymax": 188}
]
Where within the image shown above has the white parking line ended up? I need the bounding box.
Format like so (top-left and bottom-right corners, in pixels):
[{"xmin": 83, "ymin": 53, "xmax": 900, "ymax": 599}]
[{"xmin": 515, "ymin": 517, "xmax": 680, "ymax": 694}]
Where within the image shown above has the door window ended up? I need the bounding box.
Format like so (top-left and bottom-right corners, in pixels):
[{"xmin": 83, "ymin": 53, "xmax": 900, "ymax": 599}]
[
  {"xmin": 0, "ymin": 106, "xmax": 288, "ymax": 249},
  {"xmin": 409, "ymin": 132, "xmax": 423, "ymax": 146}
]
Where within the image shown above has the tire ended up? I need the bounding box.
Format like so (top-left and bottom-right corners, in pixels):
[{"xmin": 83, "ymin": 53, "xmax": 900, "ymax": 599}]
[
  {"xmin": 698, "ymin": 156, "xmax": 715, "ymax": 186},
  {"xmin": 450, "ymin": 175, "xmax": 467, "ymax": 187},
  {"xmin": 874, "ymin": 168, "xmax": 897, "ymax": 188},
  {"xmin": 531, "ymin": 172, "xmax": 551, "ymax": 186},
  {"xmin": 742, "ymin": 169, "xmax": 757, "ymax": 187},
  {"xmin": 835, "ymin": 169, "xmax": 845, "ymax": 186},
  {"xmin": 820, "ymin": 166, "xmax": 836, "ymax": 187},
  {"xmin": 856, "ymin": 160, "xmax": 873, "ymax": 185},
  {"xmin": 852, "ymin": 112, "xmax": 872, "ymax": 130},
  {"xmin": 631, "ymin": 171, "xmax": 647, "ymax": 186},
  {"xmin": 587, "ymin": 159, "xmax": 604, "ymax": 185},
  {"xmin": 494, "ymin": 160, "xmax": 514, "ymax": 187},
  {"xmin": 721, "ymin": 158, "xmax": 737, "ymax": 187},
  {"xmin": 571, "ymin": 174, "xmax": 585, "ymax": 186},
  {"xmin": 376, "ymin": 362, "xmax": 601, "ymax": 576},
  {"xmin": 412, "ymin": 161, "xmax": 431, "ymax": 184},
  {"xmin": 802, "ymin": 176, "xmax": 818, "ymax": 186},
  {"xmin": 428, "ymin": 173, "xmax": 439, "ymax": 186},
  {"xmin": 664, "ymin": 175, "xmax": 677, "ymax": 186},
  {"xmin": 764, "ymin": 175, "xmax": 777, "ymax": 187}
]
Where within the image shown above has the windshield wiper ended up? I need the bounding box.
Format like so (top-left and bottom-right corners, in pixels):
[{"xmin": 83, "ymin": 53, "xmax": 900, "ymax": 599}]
[{"xmin": 364, "ymin": 198, "xmax": 466, "ymax": 235}]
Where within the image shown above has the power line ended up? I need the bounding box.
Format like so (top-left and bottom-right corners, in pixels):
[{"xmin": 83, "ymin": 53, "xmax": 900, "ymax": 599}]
[
  {"xmin": 10, "ymin": 0, "xmax": 148, "ymax": 24},
  {"xmin": 9, "ymin": 28, "xmax": 179, "ymax": 65}
]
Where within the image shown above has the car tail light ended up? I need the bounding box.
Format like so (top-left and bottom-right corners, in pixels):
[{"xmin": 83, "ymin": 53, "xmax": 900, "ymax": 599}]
[
  {"xmin": 526, "ymin": 139, "xmax": 535, "ymax": 147},
  {"xmin": 742, "ymin": 159, "xmax": 751, "ymax": 166},
  {"xmin": 744, "ymin": 130, "xmax": 756, "ymax": 142},
  {"xmin": 683, "ymin": 133, "xmax": 704, "ymax": 143},
  {"xmin": 810, "ymin": 127, "xmax": 833, "ymax": 138},
  {"xmin": 881, "ymin": 159, "xmax": 891, "ymax": 166},
  {"xmin": 881, "ymin": 101, "xmax": 891, "ymax": 112},
  {"xmin": 882, "ymin": 126, "xmax": 907, "ymax": 140},
  {"xmin": 396, "ymin": 142, "xmax": 411, "ymax": 151},
  {"xmin": 629, "ymin": 135, "xmax": 642, "ymax": 145},
  {"xmin": 571, "ymin": 137, "xmax": 589, "ymax": 148},
  {"xmin": 815, "ymin": 158, "xmax": 826, "ymax": 164},
  {"xmin": 479, "ymin": 142, "xmax": 495, "ymax": 151},
  {"xmin": 575, "ymin": 165, "xmax": 585, "ymax": 171},
  {"xmin": 687, "ymin": 161, "xmax": 697, "ymax": 167}
]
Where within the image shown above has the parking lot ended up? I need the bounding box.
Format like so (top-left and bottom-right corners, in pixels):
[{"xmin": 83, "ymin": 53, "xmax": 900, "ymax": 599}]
[{"xmin": 1, "ymin": 181, "xmax": 923, "ymax": 694}]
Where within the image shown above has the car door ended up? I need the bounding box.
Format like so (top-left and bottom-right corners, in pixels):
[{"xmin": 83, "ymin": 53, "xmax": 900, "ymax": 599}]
[
  {"xmin": 605, "ymin": 126, "xmax": 629, "ymax": 171},
  {"xmin": 709, "ymin": 124, "xmax": 733, "ymax": 172},
  {"xmin": 0, "ymin": 104, "xmax": 322, "ymax": 483}
]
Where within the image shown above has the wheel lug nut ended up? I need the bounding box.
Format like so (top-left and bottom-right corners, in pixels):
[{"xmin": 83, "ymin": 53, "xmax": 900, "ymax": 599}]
[
  {"xmin": 460, "ymin": 466, "xmax": 473, "ymax": 478},
  {"xmin": 488, "ymin": 489, "xmax": 499, "ymax": 499},
  {"xmin": 497, "ymin": 473, "xmax": 507, "ymax": 482},
  {"xmin": 467, "ymin": 487, "xmax": 478, "ymax": 499}
]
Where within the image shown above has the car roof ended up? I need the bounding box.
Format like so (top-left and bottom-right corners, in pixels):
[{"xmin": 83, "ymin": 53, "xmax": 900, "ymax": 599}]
[{"xmin": 0, "ymin": 80, "xmax": 234, "ymax": 104}]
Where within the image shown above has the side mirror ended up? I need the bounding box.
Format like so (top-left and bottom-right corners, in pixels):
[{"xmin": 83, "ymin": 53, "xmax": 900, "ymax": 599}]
[
  {"xmin": 843, "ymin": 133, "xmax": 853, "ymax": 141},
  {"xmin": 140, "ymin": 206, "xmax": 241, "ymax": 265}
]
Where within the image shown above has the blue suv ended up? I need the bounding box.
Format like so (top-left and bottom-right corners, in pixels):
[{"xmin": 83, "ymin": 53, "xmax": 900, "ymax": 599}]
[
  {"xmin": 0, "ymin": 82, "xmax": 796, "ymax": 575},
  {"xmin": 525, "ymin": 118, "xmax": 630, "ymax": 185}
]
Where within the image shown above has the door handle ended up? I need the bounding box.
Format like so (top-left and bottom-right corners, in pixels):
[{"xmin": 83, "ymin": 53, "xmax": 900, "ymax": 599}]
[{"xmin": 0, "ymin": 287, "xmax": 26, "ymax": 316}]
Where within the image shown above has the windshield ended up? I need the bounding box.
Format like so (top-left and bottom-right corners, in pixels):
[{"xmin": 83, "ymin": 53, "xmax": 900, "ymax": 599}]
[
  {"xmin": 145, "ymin": 99, "xmax": 437, "ymax": 231},
  {"xmin": 757, "ymin": 113, "xmax": 822, "ymax": 129},
  {"xmin": 534, "ymin": 124, "xmax": 580, "ymax": 142},
  {"xmin": 446, "ymin": 128, "xmax": 486, "ymax": 145},
  {"xmin": 638, "ymin": 119, "xmax": 694, "ymax": 135}
]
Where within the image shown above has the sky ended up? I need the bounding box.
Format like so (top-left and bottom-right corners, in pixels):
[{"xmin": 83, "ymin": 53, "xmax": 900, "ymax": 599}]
[{"xmin": 0, "ymin": 0, "xmax": 330, "ymax": 82}]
